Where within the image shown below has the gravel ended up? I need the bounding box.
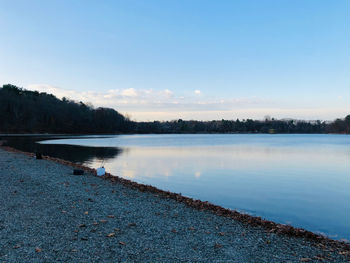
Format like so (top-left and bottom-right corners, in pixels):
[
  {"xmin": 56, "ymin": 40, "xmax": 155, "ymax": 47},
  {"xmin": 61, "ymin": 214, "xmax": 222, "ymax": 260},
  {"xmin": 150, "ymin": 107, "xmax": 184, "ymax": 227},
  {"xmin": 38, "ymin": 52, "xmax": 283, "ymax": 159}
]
[{"xmin": 0, "ymin": 149, "xmax": 348, "ymax": 263}]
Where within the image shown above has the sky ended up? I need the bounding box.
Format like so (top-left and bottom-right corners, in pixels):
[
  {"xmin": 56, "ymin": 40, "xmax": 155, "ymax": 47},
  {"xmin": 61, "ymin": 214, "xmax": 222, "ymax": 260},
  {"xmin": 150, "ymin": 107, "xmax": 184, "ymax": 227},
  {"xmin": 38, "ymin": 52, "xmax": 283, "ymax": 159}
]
[{"xmin": 0, "ymin": 0, "xmax": 349, "ymax": 121}]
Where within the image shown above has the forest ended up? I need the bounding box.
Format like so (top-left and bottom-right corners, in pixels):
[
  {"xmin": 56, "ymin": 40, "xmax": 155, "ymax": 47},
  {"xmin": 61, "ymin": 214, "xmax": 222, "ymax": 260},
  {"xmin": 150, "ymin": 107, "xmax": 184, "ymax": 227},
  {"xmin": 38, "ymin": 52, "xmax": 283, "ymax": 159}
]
[
  {"xmin": 0, "ymin": 84, "xmax": 132, "ymax": 133},
  {"xmin": 0, "ymin": 84, "xmax": 349, "ymax": 134}
]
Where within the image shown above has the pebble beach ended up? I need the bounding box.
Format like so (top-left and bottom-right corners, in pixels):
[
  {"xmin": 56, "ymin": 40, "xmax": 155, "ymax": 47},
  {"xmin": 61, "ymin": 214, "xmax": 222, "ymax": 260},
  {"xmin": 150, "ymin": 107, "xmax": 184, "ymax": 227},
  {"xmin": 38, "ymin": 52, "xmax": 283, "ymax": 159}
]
[{"xmin": 0, "ymin": 148, "xmax": 349, "ymax": 263}]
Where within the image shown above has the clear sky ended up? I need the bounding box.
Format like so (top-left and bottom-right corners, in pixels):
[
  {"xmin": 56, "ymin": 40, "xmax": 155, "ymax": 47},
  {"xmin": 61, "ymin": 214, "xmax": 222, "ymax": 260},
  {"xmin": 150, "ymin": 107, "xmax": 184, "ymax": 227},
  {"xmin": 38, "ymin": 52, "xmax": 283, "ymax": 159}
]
[{"xmin": 0, "ymin": 0, "xmax": 349, "ymax": 121}]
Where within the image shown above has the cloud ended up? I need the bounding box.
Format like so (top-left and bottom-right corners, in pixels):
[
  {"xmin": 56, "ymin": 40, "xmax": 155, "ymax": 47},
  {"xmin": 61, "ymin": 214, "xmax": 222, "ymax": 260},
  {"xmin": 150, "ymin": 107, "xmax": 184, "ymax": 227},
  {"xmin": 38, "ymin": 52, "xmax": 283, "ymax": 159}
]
[
  {"xmin": 26, "ymin": 84, "xmax": 177, "ymax": 108},
  {"xmin": 26, "ymin": 84, "xmax": 266, "ymax": 111},
  {"xmin": 24, "ymin": 83, "xmax": 348, "ymax": 121},
  {"xmin": 163, "ymin": 89, "xmax": 173, "ymax": 97},
  {"xmin": 194, "ymin": 89, "xmax": 201, "ymax": 95},
  {"xmin": 121, "ymin": 88, "xmax": 137, "ymax": 97}
]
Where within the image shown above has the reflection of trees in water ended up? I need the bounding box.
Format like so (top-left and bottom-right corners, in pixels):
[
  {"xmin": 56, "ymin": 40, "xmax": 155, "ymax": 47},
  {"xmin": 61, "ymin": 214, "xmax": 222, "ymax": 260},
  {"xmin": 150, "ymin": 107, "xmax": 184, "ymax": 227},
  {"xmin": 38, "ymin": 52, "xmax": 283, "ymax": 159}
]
[{"xmin": 3, "ymin": 136, "xmax": 122, "ymax": 164}]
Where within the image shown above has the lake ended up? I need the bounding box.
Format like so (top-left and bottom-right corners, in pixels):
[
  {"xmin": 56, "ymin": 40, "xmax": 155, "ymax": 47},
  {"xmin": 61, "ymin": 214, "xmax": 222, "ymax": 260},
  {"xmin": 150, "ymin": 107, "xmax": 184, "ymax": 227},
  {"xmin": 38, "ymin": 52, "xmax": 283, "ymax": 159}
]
[{"xmin": 4, "ymin": 134, "xmax": 350, "ymax": 240}]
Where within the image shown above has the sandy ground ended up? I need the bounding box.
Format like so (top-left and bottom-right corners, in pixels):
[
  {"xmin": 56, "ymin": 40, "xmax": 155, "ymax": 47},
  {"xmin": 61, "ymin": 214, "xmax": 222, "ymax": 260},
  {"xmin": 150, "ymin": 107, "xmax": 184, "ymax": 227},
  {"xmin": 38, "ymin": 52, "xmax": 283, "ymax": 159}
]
[{"xmin": 0, "ymin": 149, "xmax": 348, "ymax": 262}]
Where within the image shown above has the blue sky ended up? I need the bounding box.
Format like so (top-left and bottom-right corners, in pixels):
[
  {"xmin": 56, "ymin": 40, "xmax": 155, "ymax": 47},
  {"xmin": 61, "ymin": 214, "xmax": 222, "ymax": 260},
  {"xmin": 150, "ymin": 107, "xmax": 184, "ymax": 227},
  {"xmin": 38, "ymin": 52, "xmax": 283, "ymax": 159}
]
[{"xmin": 0, "ymin": 0, "xmax": 349, "ymax": 121}]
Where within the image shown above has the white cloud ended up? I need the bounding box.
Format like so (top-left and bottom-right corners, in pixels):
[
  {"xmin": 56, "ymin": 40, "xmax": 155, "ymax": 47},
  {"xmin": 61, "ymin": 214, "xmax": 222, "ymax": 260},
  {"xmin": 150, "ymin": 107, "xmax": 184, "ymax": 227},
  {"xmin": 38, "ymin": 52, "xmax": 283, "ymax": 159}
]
[
  {"xmin": 25, "ymin": 83, "xmax": 347, "ymax": 121},
  {"xmin": 163, "ymin": 89, "xmax": 173, "ymax": 97},
  {"xmin": 194, "ymin": 89, "xmax": 201, "ymax": 95},
  {"xmin": 27, "ymin": 84, "xmax": 266, "ymax": 111},
  {"xmin": 26, "ymin": 84, "xmax": 178, "ymax": 108},
  {"xmin": 24, "ymin": 84, "xmax": 274, "ymax": 120},
  {"xmin": 121, "ymin": 88, "xmax": 137, "ymax": 97}
]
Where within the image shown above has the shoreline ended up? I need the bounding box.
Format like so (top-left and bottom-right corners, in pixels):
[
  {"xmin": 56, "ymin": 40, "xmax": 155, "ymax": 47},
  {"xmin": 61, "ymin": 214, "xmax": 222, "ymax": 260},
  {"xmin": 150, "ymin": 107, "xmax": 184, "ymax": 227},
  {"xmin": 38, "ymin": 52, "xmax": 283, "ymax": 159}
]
[
  {"xmin": 1, "ymin": 132, "xmax": 350, "ymax": 136},
  {"xmin": 1, "ymin": 143, "xmax": 349, "ymax": 257}
]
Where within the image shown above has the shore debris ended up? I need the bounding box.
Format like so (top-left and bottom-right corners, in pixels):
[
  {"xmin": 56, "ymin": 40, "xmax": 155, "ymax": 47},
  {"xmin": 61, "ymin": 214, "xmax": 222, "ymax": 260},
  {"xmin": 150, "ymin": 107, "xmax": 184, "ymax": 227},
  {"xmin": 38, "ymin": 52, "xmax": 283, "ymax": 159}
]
[
  {"xmin": 299, "ymin": 258, "xmax": 311, "ymax": 262},
  {"xmin": 73, "ymin": 169, "xmax": 84, "ymax": 175},
  {"xmin": 214, "ymin": 243, "xmax": 223, "ymax": 249},
  {"xmin": 97, "ymin": 167, "xmax": 105, "ymax": 176}
]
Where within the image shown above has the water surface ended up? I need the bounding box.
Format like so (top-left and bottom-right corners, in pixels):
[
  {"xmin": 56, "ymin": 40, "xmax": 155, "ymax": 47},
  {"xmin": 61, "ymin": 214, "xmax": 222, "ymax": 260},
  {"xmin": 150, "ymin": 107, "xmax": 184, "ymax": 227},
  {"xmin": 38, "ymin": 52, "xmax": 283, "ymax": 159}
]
[{"xmin": 5, "ymin": 134, "xmax": 350, "ymax": 240}]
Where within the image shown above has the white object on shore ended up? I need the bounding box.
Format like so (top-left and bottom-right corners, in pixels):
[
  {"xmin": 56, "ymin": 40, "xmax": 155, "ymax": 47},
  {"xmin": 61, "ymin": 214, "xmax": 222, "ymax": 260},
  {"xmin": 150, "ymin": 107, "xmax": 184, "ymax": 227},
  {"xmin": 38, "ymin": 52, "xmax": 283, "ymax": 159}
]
[{"xmin": 97, "ymin": 167, "xmax": 105, "ymax": 176}]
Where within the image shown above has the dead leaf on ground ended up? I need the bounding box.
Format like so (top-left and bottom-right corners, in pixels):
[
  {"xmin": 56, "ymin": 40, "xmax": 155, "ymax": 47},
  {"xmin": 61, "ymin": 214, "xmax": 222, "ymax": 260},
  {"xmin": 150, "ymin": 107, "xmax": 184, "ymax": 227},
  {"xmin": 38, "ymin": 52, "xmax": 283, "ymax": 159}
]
[
  {"xmin": 35, "ymin": 247, "xmax": 42, "ymax": 253},
  {"xmin": 300, "ymin": 258, "xmax": 311, "ymax": 262},
  {"xmin": 218, "ymin": 232, "xmax": 225, "ymax": 236},
  {"xmin": 13, "ymin": 245, "xmax": 21, "ymax": 249},
  {"xmin": 119, "ymin": 241, "xmax": 126, "ymax": 245},
  {"xmin": 214, "ymin": 243, "xmax": 222, "ymax": 249},
  {"xmin": 100, "ymin": 219, "xmax": 107, "ymax": 223},
  {"xmin": 84, "ymin": 211, "xmax": 88, "ymax": 215},
  {"xmin": 107, "ymin": 215, "xmax": 115, "ymax": 218},
  {"xmin": 106, "ymin": 233, "xmax": 115, "ymax": 237}
]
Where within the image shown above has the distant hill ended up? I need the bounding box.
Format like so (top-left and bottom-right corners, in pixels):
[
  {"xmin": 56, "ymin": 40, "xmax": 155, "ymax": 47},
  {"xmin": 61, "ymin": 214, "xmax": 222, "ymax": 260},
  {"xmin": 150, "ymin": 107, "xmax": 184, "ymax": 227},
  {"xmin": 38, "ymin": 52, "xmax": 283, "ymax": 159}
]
[
  {"xmin": 0, "ymin": 84, "xmax": 349, "ymax": 134},
  {"xmin": 0, "ymin": 84, "xmax": 133, "ymax": 133}
]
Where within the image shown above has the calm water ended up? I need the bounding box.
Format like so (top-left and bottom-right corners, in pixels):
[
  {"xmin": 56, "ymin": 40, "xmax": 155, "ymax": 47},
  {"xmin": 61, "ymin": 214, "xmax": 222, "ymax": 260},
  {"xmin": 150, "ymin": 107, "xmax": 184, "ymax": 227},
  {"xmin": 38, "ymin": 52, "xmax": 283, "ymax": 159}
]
[{"xmin": 4, "ymin": 134, "xmax": 350, "ymax": 240}]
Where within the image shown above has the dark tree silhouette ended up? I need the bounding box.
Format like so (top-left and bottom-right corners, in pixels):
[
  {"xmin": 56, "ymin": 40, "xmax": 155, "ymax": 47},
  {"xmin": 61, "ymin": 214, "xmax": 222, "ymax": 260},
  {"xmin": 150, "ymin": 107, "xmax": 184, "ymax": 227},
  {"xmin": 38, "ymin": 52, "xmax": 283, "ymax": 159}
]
[
  {"xmin": 327, "ymin": 115, "xmax": 350, "ymax": 134},
  {"xmin": 0, "ymin": 84, "xmax": 132, "ymax": 133},
  {"xmin": 0, "ymin": 84, "xmax": 348, "ymax": 134}
]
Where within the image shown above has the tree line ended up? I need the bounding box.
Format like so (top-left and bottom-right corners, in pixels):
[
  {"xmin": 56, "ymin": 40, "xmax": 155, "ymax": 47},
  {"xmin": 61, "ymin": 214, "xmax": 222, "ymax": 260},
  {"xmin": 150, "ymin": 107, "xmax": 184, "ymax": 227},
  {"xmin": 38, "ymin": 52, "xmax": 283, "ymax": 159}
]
[
  {"xmin": 0, "ymin": 84, "xmax": 349, "ymax": 134},
  {"xmin": 0, "ymin": 84, "xmax": 132, "ymax": 133},
  {"xmin": 135, "ymin": 118, "xmax": 328, "ymax": 134}
]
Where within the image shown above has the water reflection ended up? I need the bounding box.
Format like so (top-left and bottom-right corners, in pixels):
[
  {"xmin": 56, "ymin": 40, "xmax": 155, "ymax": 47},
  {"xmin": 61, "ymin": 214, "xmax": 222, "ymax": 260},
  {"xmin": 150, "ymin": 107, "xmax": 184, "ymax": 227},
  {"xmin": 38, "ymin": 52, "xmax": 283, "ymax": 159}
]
[
  {"xmin": 3, "ymin": 134, "xmax": 350, "ymax": 240},
  {"xmin": 71, "ymin": 136, "xmax": 350, "ymax": 241},
  {"xmin": 3, "ymin": 136, "xmax": 122, "ymax": 164}
]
